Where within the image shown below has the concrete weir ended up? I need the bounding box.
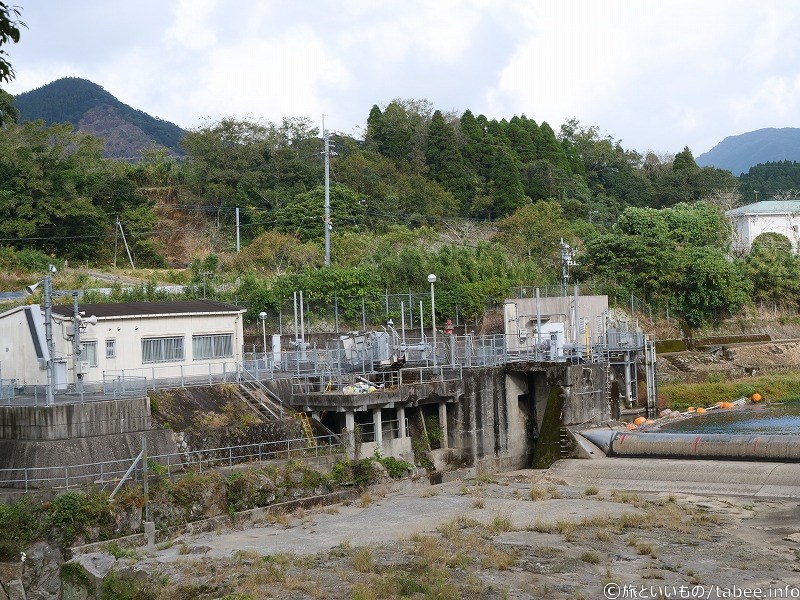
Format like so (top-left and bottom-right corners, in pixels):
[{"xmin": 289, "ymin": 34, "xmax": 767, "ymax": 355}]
[{"xmin": 579, "ymin": 429, "xmax": 800, "ymax": 462}]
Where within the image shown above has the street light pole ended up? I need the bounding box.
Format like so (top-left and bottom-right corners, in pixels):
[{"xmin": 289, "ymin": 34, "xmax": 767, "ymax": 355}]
[
  {"xmin": 428, "ymin": 274, "xmax": 437, "ymax": 367},
  {"xmin": 259, "ymin": 312, "xmax": 268, "ymax": 374}
]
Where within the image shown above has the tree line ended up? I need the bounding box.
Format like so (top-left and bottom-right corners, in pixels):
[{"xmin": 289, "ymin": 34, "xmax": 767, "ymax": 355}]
[{"xmin": 2, "ymin": 97, "xmax": 800, "ymax": 329}]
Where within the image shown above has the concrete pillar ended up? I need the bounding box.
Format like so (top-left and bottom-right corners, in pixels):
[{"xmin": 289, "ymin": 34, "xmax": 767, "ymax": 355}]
[
  {"xmin": 373, "ymin": 407, "xmax": 383, "ymax": 445},
  {"xmin": 438, "ymin": 401, "xmax": 448, "ymax": 449},
  {"xmin": 144, "ymin": 521, "xmax": 155, "ymax": 548},
  {"xmin": 345, "ymin": 410, "xmax": 355, "ymax": 458},
  {"xmin": 398, "ymin": 405, "xmax": 407, "ymax": 438}
]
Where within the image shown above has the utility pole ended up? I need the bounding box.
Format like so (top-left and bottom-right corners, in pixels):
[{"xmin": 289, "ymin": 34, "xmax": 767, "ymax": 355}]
[
  {"xmin": 323, "ymin": 116, "xmax": 331, "ymax": 267},
  {"xmin": 235, "ymin": 207, "xmax": 240, "ymax": 252}
]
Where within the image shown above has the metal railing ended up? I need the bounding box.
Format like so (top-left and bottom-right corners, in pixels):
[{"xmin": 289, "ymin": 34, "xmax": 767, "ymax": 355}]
[
  {"xmin": 105, "ymin": 362, "xmax": 242, "ymax": 391},
  {"xmin": 0, "ymin": 378, "xmax": 15, "ymax": 402},
  {"xmin": 398, "ymin": 365, "xmax": 463, "ymax": 386},
  {"xmin": 103, "ymin": 374, "xmax": 147, "ymax": 399},
  {"xmin": 356, "ymin": 417, "xmax": 409, "ymax": 443},
  {"xmin": 290, "ymin": 370, "xmax": 400, "ymax": 396},
  {"xmin": 0, "ymin": 434, "xmax": 344, "ymax": 492}
]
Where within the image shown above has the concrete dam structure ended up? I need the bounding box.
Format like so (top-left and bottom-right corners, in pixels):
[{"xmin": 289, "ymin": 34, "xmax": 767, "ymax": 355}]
[{"xmin": 0, "ymin": 287, "xmax": 657, "ymax": 488}]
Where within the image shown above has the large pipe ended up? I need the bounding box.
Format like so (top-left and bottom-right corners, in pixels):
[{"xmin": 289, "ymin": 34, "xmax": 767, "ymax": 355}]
[{"xmin": 580, "ymin": 430, "xmax": 800, "ymax": 462}]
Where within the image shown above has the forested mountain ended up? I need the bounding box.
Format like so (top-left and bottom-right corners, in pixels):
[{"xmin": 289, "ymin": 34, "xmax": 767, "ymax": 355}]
[
  {"xmin": 13, "ymin": 77, "xmax": 185, "ymax": 159},
  {"xmin": 697, "ymin": 128, "xmax": 800, "ymax": 176}
]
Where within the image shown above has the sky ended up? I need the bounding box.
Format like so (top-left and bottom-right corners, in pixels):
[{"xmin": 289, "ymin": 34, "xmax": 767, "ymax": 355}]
[{"xmin": 4, "ymin": 0, "xmax": 800, "ymax": 156}]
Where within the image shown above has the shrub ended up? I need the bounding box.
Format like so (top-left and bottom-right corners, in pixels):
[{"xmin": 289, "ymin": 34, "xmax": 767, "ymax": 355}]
[
  {"xmin": 47, "ymin": 491, "xmax": 114, "ymax": 549},
  {"xmin": 0, "ymin": 498, "xmax": 42, "ymax": 560}
]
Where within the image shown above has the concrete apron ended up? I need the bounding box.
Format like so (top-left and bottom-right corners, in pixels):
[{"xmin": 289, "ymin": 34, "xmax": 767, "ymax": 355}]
[{"xmin": 549, "ymin": 457, "xmax": 800, "ymax": 498}]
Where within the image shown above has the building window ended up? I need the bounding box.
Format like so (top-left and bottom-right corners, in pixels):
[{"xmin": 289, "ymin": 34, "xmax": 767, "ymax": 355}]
[
  {"xmin": 142, "ymin": 336, "xmax": 184, "ymax": 364},
  {"xmin": 83, "ymin": 341, "xmax": 98, "ymax": 367},
  {"xmin": 192, "ymin": 333, "xmax": 234, "ymax": 360},
  {"xmin": 106, "ymin": 339, "xmax": 116, "ymax": 359}
]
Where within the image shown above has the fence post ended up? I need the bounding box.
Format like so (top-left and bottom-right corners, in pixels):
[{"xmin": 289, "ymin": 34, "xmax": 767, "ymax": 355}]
[
  {"xmin": 229, "ymin": 447, "xmax": 232, "ymax": 467},
  {"xmin": 362, "ymin": 297, "xmax": 366, "ymax": 331},
  {"xmin": 100, "ymin": 461, "xmax": 104, "ymax": 484},
  {"xmin": 24, "ymin": 468, "xmax": 28, "ymax": 493},
  {"xmin": 334, "ymin": 296, "xmax": 340, "ymax": 335},
  {"xmin": 65, "ymin": 466, "xmax": 69, "ymax": 489}
]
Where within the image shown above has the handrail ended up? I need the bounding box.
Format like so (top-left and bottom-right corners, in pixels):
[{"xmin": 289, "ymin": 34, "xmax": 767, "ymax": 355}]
[{"xmin": 0, "ymin": 434, "xmax": 344, "ymax": 492}]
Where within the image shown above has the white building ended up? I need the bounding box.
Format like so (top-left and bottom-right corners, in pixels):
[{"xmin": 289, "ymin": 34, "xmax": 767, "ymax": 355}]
[
  {"xmin": 503, "ymin": 294, "xmax": 611, "ymax": 355},
  {"xmin": 726, "ymin": 200, "xmax": 800, "ymax": 253},
  {"xmin": 0, "ymin": 300, "xmax": 245, "ymax": 389}
]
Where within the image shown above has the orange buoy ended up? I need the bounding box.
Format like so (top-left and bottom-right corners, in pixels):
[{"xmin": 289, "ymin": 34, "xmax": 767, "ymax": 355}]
[
  {"xmin": 696, "ymin": 407, "xmax": 707, "ymax": 414},
  {"xmin": 634, "ymin": 416, "xmax": 647, "ymax": 425},
  {"xmin": 721, "ymin": 402, "xmax": 733, "ymax": 409},
  {"xmin": 715, "ymin": 401, "xmax": 723, "ymax": 407},
  {"xmin": 751, "ymin": 393, "xmax": 763, "ymax": 403},
  {"xmin": 687, "ymin": 406, "xmax": 696, "ymax": 413},
  {"xmin": 646, "ymin": 419, "xmax": 655, "ymax": 425},
  {"xmin": 626, "ymin": 423, "xmax": 637, "ymax": 430}
]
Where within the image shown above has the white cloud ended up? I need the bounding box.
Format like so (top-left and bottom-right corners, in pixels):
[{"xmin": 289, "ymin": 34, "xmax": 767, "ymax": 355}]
[
  {"xmin": 179, "ymin": 25, "xmax": 352, "ymax": 126},
  {"xmin": 164, "ymin": 0, "xmax": 221, "ymax": 51},
  {"xmin": 7, "ymin": 0, "xmax": 800, "ymax": 155}
]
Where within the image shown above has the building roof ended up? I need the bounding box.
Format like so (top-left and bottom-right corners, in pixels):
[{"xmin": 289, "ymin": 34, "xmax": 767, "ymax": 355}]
[
  {"xmin": 51, "ymin": 300, "xmax": 245, "ymax": 319},
  {"xmin": 726, "ymin": 200, "xmax": 800, "ymax": 216}
]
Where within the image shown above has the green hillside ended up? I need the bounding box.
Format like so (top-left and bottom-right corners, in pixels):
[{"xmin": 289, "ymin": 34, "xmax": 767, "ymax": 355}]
[{"xmin": 13, "ymin": 77, "xmax": 185, "ymax": 156}]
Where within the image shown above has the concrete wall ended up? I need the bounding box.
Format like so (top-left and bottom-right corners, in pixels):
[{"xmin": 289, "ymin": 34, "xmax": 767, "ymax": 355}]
[
  {"xmin": 0, "ymin": 305, "xmax": 46, "ymax": 387},
  {"xmin": 0, "ymin": 397, "xmax": 151, "ymax": 440},
  {"xmin": 561, "ymin": 364, "xmax": 609, "ymax": 425},
  {"xmin": 0, "ymin": 429, "xmax": 179, "ymax": 486},
  {"xmin": 450, "ymin": 367, "xmax": 528, "ymax": 470},
  {"xmin": 446, "ymin": 364, "xmax": 609, "ymax": 472}
]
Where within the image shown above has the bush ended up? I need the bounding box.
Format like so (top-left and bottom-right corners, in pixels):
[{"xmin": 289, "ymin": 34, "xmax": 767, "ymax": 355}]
[
  {"xmin": 47, "ymin": 491, "xmax": 114, "ymax": 549},
  {"xmin": 375, "ymin": 455, "xmax": 412, "ymax": 479},
  {"xmin": 0, "ymin": 498, "xmax": 43, "ymax": 560}
]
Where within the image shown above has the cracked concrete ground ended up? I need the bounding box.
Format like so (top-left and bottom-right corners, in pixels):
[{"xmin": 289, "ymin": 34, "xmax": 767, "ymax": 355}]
[{"xmin": 124, "ymin": 458, "xmax": 800, "ymax": 599}]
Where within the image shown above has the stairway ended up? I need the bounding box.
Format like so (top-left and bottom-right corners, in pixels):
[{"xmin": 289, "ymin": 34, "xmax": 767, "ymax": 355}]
[{"xmin": 664, "ymin": 354, "xmax": 693, "ymax": 373}]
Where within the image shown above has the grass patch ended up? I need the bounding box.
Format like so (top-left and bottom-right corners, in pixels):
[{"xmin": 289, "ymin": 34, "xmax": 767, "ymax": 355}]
[
  {"xmin": 488, "ymin": 515, "xmax": 512, "ymax": 533},
  {"xmin": 659, "ymin": 371, "xmax": 800, "ymax": 410},
  {"xmin": 581, "ymin": 551, "xmax": 601, "ymax": 564},
  {"xmin": 352, "ymin": 547, "xmax": 374, "ymax": 573}
]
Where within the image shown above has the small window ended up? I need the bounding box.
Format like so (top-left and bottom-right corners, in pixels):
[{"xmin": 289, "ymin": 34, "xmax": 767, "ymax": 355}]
[
  {"xmin": 82, "ymin": 341, "xmax": 98, "ymax": 367},
  {"xmin": 106, "ymin": 339, "xmax": 116, "ymax": 359},
  {"xmin": 142, "ymin": 336, "xmax": 184, "ymax": 364},
  {"xmin": 192, "ymin": 333, "xmax": 234, "ymax": 360}
]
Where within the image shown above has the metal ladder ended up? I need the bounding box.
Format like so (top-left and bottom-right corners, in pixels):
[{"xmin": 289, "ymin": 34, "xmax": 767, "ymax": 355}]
[{"xmin": 296, "ymin": 412, "xmax": 316, "ymax": 446}]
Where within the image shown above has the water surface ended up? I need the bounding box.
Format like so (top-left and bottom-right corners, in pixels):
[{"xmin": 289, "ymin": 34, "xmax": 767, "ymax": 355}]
[{"xmin": 659, "ymin": 404, "xmax": 800, "ymax": 435}]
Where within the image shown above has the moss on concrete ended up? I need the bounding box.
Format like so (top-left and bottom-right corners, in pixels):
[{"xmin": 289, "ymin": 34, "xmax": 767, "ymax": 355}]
[{"xmin": 531, "ymin": 385, "xmax": 564, "ymax": 469}]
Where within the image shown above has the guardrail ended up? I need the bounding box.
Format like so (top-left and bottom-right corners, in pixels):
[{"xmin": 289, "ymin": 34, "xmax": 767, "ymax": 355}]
[{"xmin": 0, "ymin": 434, "xmax": 344, "ymax": 492}]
